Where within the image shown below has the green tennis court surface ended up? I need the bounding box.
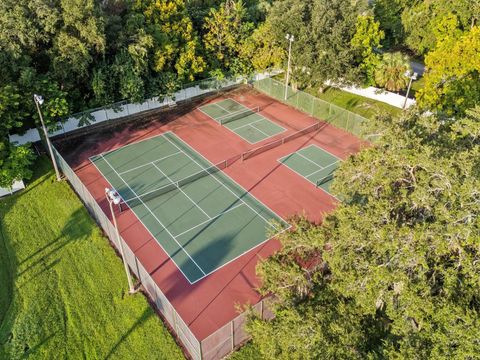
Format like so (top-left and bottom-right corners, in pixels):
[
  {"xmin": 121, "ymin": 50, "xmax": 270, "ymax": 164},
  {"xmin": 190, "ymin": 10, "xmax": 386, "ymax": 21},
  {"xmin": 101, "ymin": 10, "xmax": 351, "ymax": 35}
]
[
  {"xmin": 279, "ymin": 144, "xmax": 341, "ymax": 195},
  {"xmin": 199, "ymin": 98, "xmax": 286, "ymax": 143},
  {"xmin": 90, "ymin": 132, "xmax": 289, "ymax": 284}
]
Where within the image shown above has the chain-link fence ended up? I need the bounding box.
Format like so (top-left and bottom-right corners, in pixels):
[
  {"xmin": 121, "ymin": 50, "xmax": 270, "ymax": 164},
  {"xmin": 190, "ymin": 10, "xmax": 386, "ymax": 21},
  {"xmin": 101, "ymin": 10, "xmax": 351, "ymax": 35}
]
[
  {"xmin": 49, "ymin": 76, "xmax": 247, "ymax": 139},
  {"xmin": 254, "ymin": 77, "xmax": 368, "ymax": 139},
  {"xmin": 52, "ymin": 145, "xmax": 203, "ymax": 359},
  {"xmin": 52, "ymin": 145, "xmax": 274, "ymax": 360}
]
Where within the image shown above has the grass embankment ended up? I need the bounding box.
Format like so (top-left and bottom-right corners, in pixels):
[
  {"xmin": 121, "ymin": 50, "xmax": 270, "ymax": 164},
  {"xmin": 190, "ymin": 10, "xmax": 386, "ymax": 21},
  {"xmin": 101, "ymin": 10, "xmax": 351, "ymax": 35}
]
[
  {"xmin": 272, "ymin": 74, "xmax": 402, "ymax": 119},
  {"xmin": 0, "ymin": 157, "xmax": 183, "ymax": 359},
  {"xmin": 312, "ymin": 86, "xmax": 402, "ymax": 119}
]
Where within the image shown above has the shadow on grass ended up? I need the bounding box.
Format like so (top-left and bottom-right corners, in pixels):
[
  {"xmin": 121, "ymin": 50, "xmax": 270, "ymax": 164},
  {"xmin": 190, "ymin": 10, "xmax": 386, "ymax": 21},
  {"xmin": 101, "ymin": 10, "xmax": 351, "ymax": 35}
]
[
  {"xmin": 0, "ymin": 157, "xmax": 94, "ymax": 358},
  {"xmin": 16, "ymin": 207, "xmax": 92, "ymax": 286},
  {"xmin": 104, "ymin": 308, "xmax": 153, "ymax": 360}
]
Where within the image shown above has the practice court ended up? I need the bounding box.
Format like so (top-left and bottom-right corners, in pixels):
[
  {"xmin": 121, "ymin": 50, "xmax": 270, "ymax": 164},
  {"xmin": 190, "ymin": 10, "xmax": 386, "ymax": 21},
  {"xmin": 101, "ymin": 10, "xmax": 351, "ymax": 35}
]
[
  {"xmin": 90, "ymin": 132, "xmax": 289, "ymax": 283},
  {"xmin": 199, "ymin": 98, "xmax": 285, "ymax": 143},
  {"xmin": 279, "ymin": 144, "xmax": 341, "ymax": 195}
]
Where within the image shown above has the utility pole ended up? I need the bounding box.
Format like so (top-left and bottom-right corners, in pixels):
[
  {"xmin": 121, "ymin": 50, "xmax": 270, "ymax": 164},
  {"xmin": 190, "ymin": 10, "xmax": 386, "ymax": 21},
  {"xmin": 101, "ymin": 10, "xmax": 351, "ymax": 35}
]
[
  {"xmin": 285, "ymin": 34, "xmax": 295, "ymax": 101},
  {"xmin": 33, "ymin": 94, "xmax": 62, "ymax": 181},
  {"xmin": 403, "ymin": 71, "xmax": 418, "ymax": 109},
  {"xmin": 105, "ymin": 188, "xmax": 135, "ymax": 294}
]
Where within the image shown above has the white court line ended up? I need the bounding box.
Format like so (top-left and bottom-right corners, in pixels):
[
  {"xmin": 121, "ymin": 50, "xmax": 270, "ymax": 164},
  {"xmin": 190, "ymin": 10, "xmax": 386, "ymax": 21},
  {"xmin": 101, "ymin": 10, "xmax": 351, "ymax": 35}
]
[
  {"xmin": 249, "ymin": 122, "xmax": 274, "ymax": 138},
  {"xmin": 162, "ymin": 131, "xmax": 288, "ymax": 227},
  {"xmin": 118, "ymin": 151, "xmax": 182, "ymax": 175},
  {"xmin": 91, "ymin": 131, "xmax": 291, "ymax": 284},
  {"xmin": 151, "ymin": 163, "xmax": 212, "ymax": 220},
  {"xmin": 95, "ymin": 132, "xmax": 176, "ymax": 158},
  {"xmin": 197, "ymin": 106, "xmax": 221, "ymax": 124},
  {"xmin": 277, "ymin": 157, "xmax": 339, "ymax": 200},
  {"xmin": 174, "ymin": 203, "xmax": 244, "ymax": 238},
  {"xmin": 100, "ymin": 154, "xmax": 207, "ymax": 276},
  {"xmin": 230, "ymin": 117, "xmax": 264, "ymax": 131},
  {"xmin": 164, "ymin": 133, "xmax": 284, "ymax": 232},
  {"xmin": 198, "ymin": 106, "xmax": 257, "ymax": 144},
  {"xmin": 214, "ymin": 100, "xmax": 238, "ymax": 113},
  {"xmin": 277, "ymin": 148, "xmax": 341, "ymax": 201},
  {"xmin": 199, "ymin": 101, "xmax": 286, "ymax": 144},
  {"xmin": 296, "ymin": 151, "xmax": 325, "ymax": 168},
  {"xmin": 305, "ymin": 161, "xmax": 340, "ymax": 178},
  {"xmin": 212, "ymin": 102, "xmax": 233, "ymax": 117},
  {"xmin": 304, "ymin": 143, "xmax": 342, "ymax": 161},
  {"xmin": 89, "ymin": 158, "xmax": 199, "ymax": 284}
]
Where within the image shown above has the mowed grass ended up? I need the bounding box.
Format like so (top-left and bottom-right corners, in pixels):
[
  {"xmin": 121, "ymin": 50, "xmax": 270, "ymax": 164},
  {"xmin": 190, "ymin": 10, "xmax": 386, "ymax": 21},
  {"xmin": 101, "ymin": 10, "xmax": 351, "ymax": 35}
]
[
  {"xmin": 313, "ymin": 86, "xmax": 402, "ymax": 119},
  {"xmin": 272, "ymin": 73, "xmax": 402, "ymax": 120},
  {"xmin": 0, "ymin": 157, "xmax": 184, "ymax": 359}
]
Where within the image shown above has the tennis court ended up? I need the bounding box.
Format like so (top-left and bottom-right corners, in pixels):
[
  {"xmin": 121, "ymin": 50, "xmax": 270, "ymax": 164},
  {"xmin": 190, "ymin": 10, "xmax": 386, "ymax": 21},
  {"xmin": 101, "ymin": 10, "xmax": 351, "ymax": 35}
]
[
  {"xmin": 199, "ymin": 98, "xmax": 286, "ymax": 143},
  {"xmin": 90, "ymin": 132, "xmax": 289, "ymax": 284},
  {"xmin": 279, "ymin": 144, "xmax": 341, "ymax": 195}
]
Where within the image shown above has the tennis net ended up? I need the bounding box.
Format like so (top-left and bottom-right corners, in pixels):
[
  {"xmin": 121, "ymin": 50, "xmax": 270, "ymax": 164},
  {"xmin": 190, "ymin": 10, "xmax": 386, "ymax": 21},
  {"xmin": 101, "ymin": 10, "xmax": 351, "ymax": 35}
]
[
  {"xmin": 121, "ymin": 160, "xmax": 227, "ymax": 209},
  {"xmin": 242, "ymin": 122, "xmax": 324, "ymax": 161},
  {"xmin": 316, "ymin": 173, "xmax": 334, "ymax": 187},
  {"xmin": 217, "ymin": 106, "xmax": 260, "ymax": 125}
]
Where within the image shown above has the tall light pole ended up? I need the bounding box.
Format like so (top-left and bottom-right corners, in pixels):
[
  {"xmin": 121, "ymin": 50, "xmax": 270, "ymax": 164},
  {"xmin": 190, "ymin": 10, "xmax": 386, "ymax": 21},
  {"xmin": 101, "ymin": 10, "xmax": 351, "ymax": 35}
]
[
  {"xmin": 285, "ymin": 34, "xmax": 295, "ymax": 101},
  {"xmin": 403, "ymin": 71, "xmax": 418, "ymax": 109},
  {"xmin": 33, "ymin": 94, "xmax": 62, "ymax": 182},
  {"xmin": 105, "ymin": 188, "xmax": 136, "ymax": 294}
]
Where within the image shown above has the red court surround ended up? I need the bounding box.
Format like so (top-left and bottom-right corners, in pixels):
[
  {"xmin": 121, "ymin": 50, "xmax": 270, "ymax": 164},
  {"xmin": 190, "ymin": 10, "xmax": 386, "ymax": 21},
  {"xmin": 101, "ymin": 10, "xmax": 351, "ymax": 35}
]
[{"xmin": 60, "ymin": 88, "xmax": 364, "ymax": 341}]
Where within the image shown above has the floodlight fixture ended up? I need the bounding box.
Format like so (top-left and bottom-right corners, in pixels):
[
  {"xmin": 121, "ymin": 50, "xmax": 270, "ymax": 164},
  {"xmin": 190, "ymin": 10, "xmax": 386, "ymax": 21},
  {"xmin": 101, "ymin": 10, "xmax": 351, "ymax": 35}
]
[
  {"xmin": 33, "ymin": 94, "xmax": 61, "ymax": 181},
  {"xmin": 285, "ymin": 34, "xmax": 295, "ymax": 101},
  {"xmin": 105, "ymin": 187, "xmax": 135, "ymax": 294}
]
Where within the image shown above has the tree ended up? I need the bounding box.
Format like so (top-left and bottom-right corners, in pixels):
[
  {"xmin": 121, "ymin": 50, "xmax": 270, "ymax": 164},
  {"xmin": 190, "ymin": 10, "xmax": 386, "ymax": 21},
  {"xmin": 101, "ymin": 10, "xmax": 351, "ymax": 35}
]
[
  {"xmin": 351, "ymin": 15, "xmax": 385, "ymax": 86},
  {"xmin": 0, "ymin": 85, "xmax": 28, "ymax": 135},
  {"xmin": 247, "ymin": 106, "xmax": 480, "ymax": 358},
  {"xmin": 263, "ymin": 0, "xmax": 365, "ymax": 89},
  {"xmin": 304, "ymin": 0, "xmax": 365, "ymax": 87},
  {"xmin": 418, "ymin": 26, "xmax": 480, "ymax": 116},
  {"xmin": 203, "ymin": 0, "xmax": 254, "ymax": 75},
  {"xmin": 373, "ymin": 0, "xmax": 410, "ymax": 48},
  {"xmin": 401, "ymin": 0, "xmax": 477, "ymax": 55},
  {"xmin": 374, "ymin": 52, "xmax": 411, "ymax": 92},
  {"xmin": 0, "ymin": 141, "xmax": 35, "ymax": 189},
  {"xmin": 239, "ymin": 20, "xmax": 285, "ymax": 72},
  {"xmin": 142, "ymin": 0, "xmax": 205, "ymax": 82},
  {"xmin": 51, "ymin": 0, "xmax": 105, "ymax": 89}
]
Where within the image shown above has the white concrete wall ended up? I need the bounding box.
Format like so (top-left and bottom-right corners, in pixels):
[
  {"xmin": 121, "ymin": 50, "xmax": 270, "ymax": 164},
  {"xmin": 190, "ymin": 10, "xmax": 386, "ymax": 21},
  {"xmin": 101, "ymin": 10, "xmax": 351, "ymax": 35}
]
[
  {"xmin": 8, "ymin": 73, "xmax": 275, "ymax": 146},
  {"xmin": 9, "ymin": 128, "xmax": 41, "ymax": 145},
  {"xmin": 0, "ymin": 180, "xmax": 25, "ymax": 198},
  {"xmin": 326, "ymin": 81, "xmax": 416, "ymax": 109}
]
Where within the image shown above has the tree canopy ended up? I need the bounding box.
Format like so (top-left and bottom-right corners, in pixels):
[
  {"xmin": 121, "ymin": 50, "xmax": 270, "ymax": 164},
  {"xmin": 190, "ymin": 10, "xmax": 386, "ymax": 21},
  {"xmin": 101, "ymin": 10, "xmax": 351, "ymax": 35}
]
[
  {"xmin": 418, "ymin": 25, "xmax": 480, "ymax": 116},
  {"xmin": 247, "ymin": 106, "xmax": 480, "ymax": 358}
]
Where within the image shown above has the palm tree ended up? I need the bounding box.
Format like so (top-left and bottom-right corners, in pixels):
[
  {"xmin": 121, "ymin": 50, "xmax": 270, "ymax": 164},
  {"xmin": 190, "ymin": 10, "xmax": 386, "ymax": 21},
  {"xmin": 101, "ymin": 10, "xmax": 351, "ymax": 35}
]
[{"xmin": 375, "ymin": 52, "xmax": 411, "ymax": 92}]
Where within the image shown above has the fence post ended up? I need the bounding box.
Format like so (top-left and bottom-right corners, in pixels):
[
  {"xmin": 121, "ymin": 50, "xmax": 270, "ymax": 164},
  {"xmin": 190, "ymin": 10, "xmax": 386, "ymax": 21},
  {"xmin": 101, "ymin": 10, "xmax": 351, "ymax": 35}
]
[{"xmin": 231, "ymin": 321, "xmax": 235, "ymax": 351}]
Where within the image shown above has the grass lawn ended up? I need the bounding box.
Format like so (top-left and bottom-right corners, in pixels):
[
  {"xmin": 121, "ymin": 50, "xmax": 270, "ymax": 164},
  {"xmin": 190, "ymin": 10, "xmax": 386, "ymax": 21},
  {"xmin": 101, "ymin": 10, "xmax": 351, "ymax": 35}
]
[
  {"xmin": 272, "ymin": 74, "xmax": 402, "ymax": 120},
  {"xmin": 0, "ymin": 157, "xmax": 184, "ymax": 359},
  {"xmin": 229, "ymin": 342, "xmax": 263, "ymax": 359},
  {"xmin": 410, "ymin": 76, "xmax": 425, "ymax": 98},
  {"xmin": 313, "ymin": 86, "xmax": 402, "ymax": 119}
]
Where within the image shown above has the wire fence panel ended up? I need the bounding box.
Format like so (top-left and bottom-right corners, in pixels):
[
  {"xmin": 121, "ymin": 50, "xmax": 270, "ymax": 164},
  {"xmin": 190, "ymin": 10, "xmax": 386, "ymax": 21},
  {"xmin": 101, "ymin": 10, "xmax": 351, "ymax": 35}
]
[
  {"xmin": 201, "ymin": 322, "xmax": 233, "ymax": 360},
  {"xmin": 174, "ymin": 312, "xmax": 202, "ymax": 360},
  {"xmin": 254, "ymin": 77, "xmax": 368, "ymax": 139},
  {"xmin": 52, "ymin": 145, "xmax": 202, "ymax": 360},
  {"xmin": 47, "ymin": 76, "xmax": 247, "ymax": 140},
  {"xmin": 232, "ymin": 313, "xmax": 249, "ymax": 346}
]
